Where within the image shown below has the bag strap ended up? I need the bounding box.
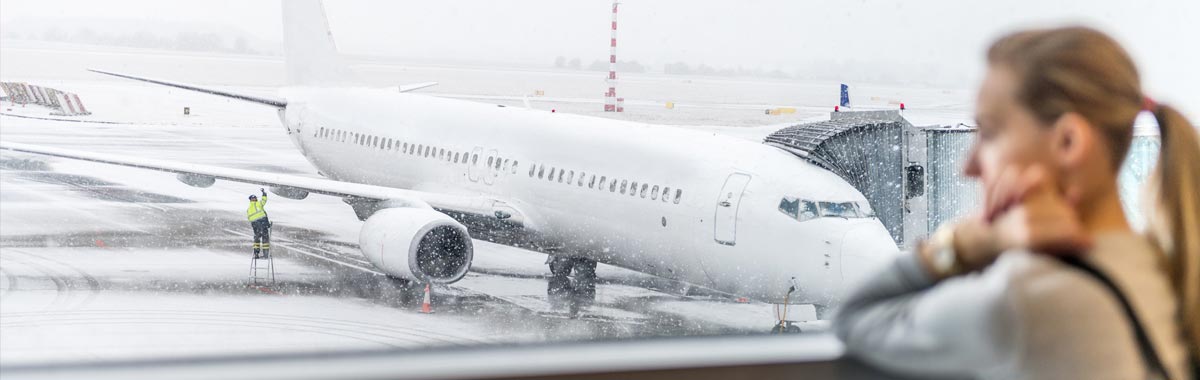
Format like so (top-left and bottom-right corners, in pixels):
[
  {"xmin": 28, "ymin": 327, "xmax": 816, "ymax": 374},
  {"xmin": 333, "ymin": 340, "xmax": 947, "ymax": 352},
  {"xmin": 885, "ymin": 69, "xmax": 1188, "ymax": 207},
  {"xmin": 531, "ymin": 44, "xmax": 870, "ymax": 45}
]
[{"xmin": 1058, "ymin": 256, "xmax": 1172, "ymax": 380}]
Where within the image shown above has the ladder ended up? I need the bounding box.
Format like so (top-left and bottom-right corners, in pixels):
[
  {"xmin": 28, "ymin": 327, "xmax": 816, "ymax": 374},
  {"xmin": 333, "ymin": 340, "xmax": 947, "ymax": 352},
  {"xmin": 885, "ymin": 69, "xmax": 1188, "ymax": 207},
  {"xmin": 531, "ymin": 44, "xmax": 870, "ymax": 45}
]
[{"xmin": 249, "ymin": 248, "xmax": 275, "ymax": 285}]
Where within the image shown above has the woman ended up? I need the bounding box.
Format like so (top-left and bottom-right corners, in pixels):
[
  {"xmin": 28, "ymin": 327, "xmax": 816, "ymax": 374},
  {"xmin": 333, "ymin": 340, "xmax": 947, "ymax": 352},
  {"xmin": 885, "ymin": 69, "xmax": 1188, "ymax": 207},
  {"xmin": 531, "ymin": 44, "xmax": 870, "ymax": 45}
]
[{"xmin": 833, "ymin": 27, "xmax": 1198, "ymax": 380}]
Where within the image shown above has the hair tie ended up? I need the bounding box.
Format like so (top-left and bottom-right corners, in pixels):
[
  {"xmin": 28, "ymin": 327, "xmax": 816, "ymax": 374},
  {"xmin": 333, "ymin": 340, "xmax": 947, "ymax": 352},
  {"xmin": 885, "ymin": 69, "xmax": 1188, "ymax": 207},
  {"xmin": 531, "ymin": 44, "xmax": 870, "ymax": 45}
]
[{"xmin": 1142, "ymin": 95, "xmax": 1158, "ymax": 112}]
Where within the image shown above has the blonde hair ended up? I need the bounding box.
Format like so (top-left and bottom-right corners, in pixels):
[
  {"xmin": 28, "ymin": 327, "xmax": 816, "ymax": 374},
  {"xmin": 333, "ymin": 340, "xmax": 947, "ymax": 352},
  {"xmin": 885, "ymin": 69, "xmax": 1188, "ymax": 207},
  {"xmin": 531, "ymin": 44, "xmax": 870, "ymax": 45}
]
[{"xmin": 988, "ymin": 26, "xmax": 1200, "ymax": 361}]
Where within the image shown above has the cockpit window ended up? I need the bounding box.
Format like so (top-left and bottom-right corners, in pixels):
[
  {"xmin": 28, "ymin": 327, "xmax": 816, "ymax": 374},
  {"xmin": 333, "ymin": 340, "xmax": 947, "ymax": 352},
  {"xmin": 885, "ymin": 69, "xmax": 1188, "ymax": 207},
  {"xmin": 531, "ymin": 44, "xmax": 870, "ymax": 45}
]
[
  {"xmin": 778, "ymin": 197, "xmax": 818, "ymax": 222},
  {"xmin": 780, "ymin": 197, "xmax": 871, "ymax": 221},
  {"xmin": 819, "ymin": 201, "xmax": 860, "ymax": 218}
]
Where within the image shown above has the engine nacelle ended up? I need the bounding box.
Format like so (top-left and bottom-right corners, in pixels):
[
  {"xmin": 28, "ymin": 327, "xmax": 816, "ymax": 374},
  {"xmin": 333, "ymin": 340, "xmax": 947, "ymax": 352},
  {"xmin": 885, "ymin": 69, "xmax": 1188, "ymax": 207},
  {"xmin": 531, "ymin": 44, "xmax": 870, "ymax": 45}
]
[
  {"xmin": 270, "ymin": 185, "xmax": 309, "ymax": 200},
  {"xmin": 176, "ymin": 173, "xmax": 215, "ymax": 188},
  {"xmin": 359, "ymin": 208, "xmax": 473, "ymax": 284}
]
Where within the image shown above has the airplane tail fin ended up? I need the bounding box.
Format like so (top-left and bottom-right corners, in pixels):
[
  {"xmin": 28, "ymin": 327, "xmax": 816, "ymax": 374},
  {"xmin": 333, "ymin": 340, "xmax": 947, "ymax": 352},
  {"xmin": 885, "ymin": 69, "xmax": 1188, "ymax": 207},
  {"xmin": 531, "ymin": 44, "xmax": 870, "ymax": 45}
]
[
  {"xmin": 839, "ymin": 83, "xmax": 851, "ymax": 108},
  {"xmin": 282, "ymin": 0, "xmax": 351, "ymax": 86}
]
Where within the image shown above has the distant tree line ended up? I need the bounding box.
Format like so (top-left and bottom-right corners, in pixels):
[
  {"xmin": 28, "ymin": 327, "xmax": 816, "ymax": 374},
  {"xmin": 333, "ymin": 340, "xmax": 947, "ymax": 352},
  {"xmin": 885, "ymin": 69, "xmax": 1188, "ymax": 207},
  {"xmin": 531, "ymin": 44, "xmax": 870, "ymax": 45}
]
[
  {"xmin": 3, "ymin": 26, "xmax": 268, "ymax": 55},
  {"xmin": 550, "ymin": 54, "xmax": 964, "ymax": 85},
  {"xmin": 554, "ymin": 55, "xmax": 788, "ymax": 79}
]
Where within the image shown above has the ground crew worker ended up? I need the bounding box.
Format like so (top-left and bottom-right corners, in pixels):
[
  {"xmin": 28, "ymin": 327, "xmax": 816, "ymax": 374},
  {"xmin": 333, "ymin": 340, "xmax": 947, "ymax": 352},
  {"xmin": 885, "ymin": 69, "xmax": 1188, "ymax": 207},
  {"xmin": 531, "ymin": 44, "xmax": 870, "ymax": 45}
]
[{"xmin": 247, "ymin": 188, "xmax": 270, "ymax": 258}]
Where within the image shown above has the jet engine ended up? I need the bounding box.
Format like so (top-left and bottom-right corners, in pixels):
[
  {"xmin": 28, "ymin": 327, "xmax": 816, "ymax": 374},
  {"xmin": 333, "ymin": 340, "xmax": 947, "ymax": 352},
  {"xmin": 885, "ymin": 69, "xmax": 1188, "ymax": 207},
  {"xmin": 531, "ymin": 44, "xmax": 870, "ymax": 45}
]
[
  {"xmin": 176, "ymin": 173, "xmax": 215, "ymax": 188},
  {"xmin": 359, "ymin": 207, "xmax": 473, "ymax": 284}
]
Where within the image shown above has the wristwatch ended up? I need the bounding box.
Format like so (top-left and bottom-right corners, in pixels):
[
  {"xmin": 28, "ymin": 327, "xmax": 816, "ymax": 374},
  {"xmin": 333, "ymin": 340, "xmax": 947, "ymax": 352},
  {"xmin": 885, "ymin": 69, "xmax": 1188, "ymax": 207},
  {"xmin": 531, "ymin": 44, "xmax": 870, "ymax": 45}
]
[{"xmin": 928, "ymin": 224, "xmax": 963, "ymax": 277}]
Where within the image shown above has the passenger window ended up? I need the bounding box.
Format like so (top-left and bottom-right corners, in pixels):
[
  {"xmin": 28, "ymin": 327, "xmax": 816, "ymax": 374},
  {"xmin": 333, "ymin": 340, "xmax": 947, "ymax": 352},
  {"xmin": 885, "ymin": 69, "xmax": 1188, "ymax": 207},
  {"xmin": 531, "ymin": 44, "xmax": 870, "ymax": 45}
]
[
  {"xmin": 599, "ymin": 176, "xmax": 607, "ymax": 189},
  {"xmin": 577, "ymin": 172, "xmax": 586, "ymax": 186},
  {"xmin": 640, "ymin": 183, "xmax": 648, "ymax": 198},
  {"xmin": 609, "ymin": 178, "xmax": 617, "ymax": 192},
  {"xmin": 566, "ymin": 170, "xmax": 574, "ymax": 183},
  {"xmin": 502, "ymin": 159, "xmax": 510, "ymax": 171},
  {"xmin": 651, "ymin": 185, "xmax": 659, "ymax": 200},
  {"xmin": 661, "ymin": 187, "xmax": 670, "ymax": 202},
  {"xmin": 620, "ymin": 180, "xmax": 628, "ymax": 194},
  {"xmin": 403, "ymin": 142, "xmax": 409, "ymax": 153},
  {"xmin": 674, "ymin": 189, "xmax": 683, "ymax": 204},
  {"xmin": 548, "ymin": 168, "xmax": 556, "ymax": 181},
  {"xmin": 495, "ymin": 158, "xmax": 502, "ymax": 169},
  {"xmin": 557, "ymin": 169, "xmax": 564, "ymax": 183},
  {"xmin": 529, "ymin": 164, "xmax": 536, "ymax": 177},
  {"xmin": 471, "ymin": 154, "xmax": 478, "ymax": 164},
  {"xmin": 588, "ymin": 175, "xmax": 596, "ymax": 188},
  {"xmin": 538, "ymin": 166, "xmax": 545, "ymax": 179},
  {"xmin": 453, "ymin": 152, "xmax": 460, "ymax": 163},
  {"xmin": 630, "ymin": 181, "xmax": 638, "ymax": 196},
  {"xmin": 511, "ymin": 161, "xmax": 519, "ymax": 174},
  {"xmin": 487, "ymin": 157, "xmax": 494, "ymax": 167}
]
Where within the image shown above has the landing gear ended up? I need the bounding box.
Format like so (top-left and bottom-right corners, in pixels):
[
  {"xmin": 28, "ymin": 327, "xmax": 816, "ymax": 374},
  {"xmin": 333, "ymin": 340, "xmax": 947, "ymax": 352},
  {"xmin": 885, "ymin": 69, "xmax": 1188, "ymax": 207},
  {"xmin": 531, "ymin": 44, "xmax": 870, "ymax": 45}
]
[
  {"xmin": 769, "ymin": 284, "xmax": 804, "ymax": 334},
  {"xmin": 771, "ymin": 321, "xmax": 802, "ymax": 334},
  {"xmin": 546, "ymin": 256, "xmax": 597, "ymax": 313}
]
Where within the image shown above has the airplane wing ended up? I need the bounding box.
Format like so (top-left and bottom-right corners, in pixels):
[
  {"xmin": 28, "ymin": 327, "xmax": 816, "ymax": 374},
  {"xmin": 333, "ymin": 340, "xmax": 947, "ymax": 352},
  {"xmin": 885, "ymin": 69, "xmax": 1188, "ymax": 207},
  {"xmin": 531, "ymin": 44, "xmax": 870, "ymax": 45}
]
[
  {"xmin": 0, "ymin": 141, "xmax": 528, "ymax": 227},
  {"xmin": 89, "ymin": 69, "xmax": 288, "ymax": 108},
  {"xmin": 397, "ymin": 82, "xmax": 438, "ymax": 93}
]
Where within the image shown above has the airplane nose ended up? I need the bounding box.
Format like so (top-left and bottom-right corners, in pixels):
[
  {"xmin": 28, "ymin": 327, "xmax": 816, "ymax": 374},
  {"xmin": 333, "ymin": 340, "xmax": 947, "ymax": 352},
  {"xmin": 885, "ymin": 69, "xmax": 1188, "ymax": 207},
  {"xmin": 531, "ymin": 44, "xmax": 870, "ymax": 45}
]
[{"xmin": 840, "ymin": 222, "xmax": 900, "ymax": 287}]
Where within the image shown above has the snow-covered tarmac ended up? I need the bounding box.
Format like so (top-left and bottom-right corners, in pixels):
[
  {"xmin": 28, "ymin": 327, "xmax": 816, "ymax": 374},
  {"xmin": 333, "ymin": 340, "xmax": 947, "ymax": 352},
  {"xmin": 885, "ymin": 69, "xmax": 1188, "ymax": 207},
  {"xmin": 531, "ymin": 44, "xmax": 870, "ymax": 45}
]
[{"xmin": 0, "ymin": 42, "xmax": 966, "ymax": 367}]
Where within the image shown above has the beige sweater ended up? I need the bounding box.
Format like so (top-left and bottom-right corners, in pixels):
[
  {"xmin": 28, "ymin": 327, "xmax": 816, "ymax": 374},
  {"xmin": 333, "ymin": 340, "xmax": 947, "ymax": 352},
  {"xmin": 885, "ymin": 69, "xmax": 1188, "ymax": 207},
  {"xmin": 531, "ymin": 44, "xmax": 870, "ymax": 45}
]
[{"xmin": 834, "ymin": 233, "xmax": 1193, "ymax": 380}]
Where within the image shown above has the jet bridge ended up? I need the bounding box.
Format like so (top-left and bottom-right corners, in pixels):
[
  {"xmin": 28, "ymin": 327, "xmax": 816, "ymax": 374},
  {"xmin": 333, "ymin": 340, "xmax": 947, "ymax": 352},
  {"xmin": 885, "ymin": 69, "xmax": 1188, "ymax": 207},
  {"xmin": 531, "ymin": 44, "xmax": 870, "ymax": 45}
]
[
  {"xmin": 765, "ymin": 110, "xmax": 1159, "ymax": 248},
  {"xmin": 764, "ymin": 110, "xmax": 988, "ymax": 247}
]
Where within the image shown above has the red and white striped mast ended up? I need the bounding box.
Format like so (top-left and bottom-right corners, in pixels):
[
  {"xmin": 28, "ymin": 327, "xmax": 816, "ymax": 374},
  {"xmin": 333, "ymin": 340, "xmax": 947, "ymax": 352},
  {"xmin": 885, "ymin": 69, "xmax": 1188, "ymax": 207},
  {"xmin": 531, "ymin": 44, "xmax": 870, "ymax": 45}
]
[{"xmin": 604, "ymin": 0, "xmax": 623, "ymax": 112}]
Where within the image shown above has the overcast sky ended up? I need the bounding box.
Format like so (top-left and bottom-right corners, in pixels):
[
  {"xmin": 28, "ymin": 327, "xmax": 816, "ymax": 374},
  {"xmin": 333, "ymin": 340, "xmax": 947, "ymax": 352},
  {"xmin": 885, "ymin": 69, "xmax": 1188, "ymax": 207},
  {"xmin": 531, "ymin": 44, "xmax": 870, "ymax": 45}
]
[{"xmin": 2, "ymin": 0, "xmax": 1198, "ymax": 109}]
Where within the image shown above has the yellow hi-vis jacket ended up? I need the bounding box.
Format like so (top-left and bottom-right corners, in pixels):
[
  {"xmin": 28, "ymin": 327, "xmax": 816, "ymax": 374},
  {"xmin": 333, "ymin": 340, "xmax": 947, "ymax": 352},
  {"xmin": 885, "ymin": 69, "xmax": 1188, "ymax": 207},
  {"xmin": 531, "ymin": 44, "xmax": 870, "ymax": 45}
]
[{"xmin": 247, "ymin": 195, "xmax": 268, "ymax": 222}]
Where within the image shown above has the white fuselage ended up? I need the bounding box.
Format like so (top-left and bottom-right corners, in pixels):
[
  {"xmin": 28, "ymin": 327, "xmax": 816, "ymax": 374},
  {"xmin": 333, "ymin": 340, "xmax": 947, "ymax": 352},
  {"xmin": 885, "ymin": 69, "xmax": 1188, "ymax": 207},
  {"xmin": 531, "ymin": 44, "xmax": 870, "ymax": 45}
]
[{"xmin": 277, "ymin": 87, "xmax": 897, "ymax": 307}]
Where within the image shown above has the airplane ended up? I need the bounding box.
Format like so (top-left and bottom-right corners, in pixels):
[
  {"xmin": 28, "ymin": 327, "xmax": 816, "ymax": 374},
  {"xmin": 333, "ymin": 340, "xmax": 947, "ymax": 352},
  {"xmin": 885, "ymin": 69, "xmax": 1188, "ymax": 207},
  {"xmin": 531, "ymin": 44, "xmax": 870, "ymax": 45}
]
[{"xmin": 0, "ymin": 0, "xmax": 898, "ymax": 324}]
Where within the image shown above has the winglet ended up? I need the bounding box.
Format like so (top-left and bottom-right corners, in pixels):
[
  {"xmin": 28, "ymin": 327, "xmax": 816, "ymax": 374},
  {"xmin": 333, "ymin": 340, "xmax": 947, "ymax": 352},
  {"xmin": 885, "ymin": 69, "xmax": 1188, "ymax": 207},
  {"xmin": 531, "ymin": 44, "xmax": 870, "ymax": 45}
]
[{"xmin": 88, "ymin": 69, "xmax": 288, "ymax": 108}]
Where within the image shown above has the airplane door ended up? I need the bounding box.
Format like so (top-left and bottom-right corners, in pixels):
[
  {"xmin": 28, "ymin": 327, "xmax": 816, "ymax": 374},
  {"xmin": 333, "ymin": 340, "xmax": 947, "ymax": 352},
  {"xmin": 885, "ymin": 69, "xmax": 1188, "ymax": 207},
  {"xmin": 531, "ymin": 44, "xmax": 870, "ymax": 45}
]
[
  {"xmin": 287, "ymin": 106, "xmax": 310, "ymax": 156},
  {"xmin": 713, "ymin": 173, "xmax": 752, "ymax": 246},
  {"xmin": 467, "ymin": 147, "xmax": 484, "ymax": 182}
]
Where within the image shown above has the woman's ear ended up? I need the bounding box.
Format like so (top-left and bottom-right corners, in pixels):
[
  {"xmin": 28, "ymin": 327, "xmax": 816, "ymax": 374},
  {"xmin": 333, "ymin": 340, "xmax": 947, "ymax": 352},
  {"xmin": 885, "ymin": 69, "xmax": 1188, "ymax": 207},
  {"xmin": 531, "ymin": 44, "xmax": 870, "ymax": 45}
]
[{"xmin": 1050, "ymin": 112, "xmax": 1093, "ymax": 169}]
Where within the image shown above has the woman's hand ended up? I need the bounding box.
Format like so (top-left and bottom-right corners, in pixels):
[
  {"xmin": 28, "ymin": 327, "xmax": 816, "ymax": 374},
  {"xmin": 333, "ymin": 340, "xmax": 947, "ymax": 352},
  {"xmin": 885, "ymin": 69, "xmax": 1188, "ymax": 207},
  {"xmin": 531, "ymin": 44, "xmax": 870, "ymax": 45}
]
[
  {"xmin": 987, "ymin": 165, "xmax": 1091, "ymax": 256},
  {"xmin": 940, "ymin": 165, "xmax": 1091, "ymax": 275}
]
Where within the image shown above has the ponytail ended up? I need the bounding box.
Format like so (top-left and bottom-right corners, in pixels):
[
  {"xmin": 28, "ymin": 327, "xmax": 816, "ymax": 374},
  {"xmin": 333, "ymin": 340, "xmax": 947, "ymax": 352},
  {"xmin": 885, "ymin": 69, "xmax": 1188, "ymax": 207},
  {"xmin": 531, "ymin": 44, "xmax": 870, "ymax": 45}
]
[{"xmin": 1147, "ymin": 104, "xmax": 1200, "ymax": 360}]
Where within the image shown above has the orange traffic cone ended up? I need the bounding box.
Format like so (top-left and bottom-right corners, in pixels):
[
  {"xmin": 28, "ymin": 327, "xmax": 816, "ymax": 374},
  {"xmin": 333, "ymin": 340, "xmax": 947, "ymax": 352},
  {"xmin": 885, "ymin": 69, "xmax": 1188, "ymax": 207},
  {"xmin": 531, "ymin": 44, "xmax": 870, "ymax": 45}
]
[{"xmin": 420, "ymin": 283, "xmax": 433, "ymax": 314}]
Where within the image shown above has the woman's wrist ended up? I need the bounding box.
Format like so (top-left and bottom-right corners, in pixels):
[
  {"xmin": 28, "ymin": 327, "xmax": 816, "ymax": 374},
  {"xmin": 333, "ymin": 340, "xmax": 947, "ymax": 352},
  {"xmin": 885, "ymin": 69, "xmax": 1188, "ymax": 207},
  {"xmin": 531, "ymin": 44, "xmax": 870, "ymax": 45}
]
[
  {"xmin": 917, "ymin": 223, "xmax": 967, "ymax": 281},
  {"xmin": 917, "ymin": 220, "xmax": 1003, "ymax": 281}
]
